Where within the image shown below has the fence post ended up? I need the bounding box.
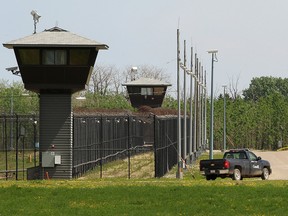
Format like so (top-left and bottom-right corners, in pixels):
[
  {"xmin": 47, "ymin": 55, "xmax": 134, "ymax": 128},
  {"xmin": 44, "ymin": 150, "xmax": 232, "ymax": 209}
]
[
  {"xmin": 15, "ymin": 114, "xmax": 18, "ymax": 180},
  {"xmin": 100, "ymin": 115, "xmax": 103, "ymax": 179},
  {"xmin": 21, "ymin": 124, "xmax": 25, "ymax": 180},
  {"xmin": 127, "ymin": 115, "xmax": 131, "ymax": 179},
  {"xmin": 153, "ymin": 114, "xmax": 157, "ymax": 178},
  {"xmin": 33, "ymin": 115, "xmax": 37, "ymax": 167},
  {"xmin": 4, "ymin": 116, "xmax": 8, "ymax": 180}
]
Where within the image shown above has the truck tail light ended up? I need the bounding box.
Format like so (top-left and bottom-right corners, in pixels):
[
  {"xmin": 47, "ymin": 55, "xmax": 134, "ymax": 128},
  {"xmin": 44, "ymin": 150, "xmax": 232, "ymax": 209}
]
[{"xmin": 224, "ymin": 160, "xmax": 230, "ymax": 169}]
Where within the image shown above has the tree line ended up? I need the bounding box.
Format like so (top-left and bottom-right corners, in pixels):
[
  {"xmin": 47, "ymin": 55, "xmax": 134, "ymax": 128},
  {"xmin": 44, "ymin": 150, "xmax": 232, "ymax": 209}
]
[{"xmin": 213, "ymin": 76, "xmax": 288, "ymax": 150}]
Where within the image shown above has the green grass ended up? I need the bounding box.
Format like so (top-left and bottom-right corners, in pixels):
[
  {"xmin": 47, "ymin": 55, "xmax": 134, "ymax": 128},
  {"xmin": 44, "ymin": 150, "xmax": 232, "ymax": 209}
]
[
  {"xmin": 277, "ymin": 146, "xmax": 288, "ymax": 151},
  {"xmin": 81, "ymin": 152, "xmax": 155, "ymax": 179},
  {"xmin": 0, "ymin": 151, "xmax": 287, "ymax": 215},
  {"xmin": 0, "ymin": 151, "xmax": 38, "ymax": 169},
  {"xmin": 0, "ymin": 179, "xmax": 287, "ymax": 215}
]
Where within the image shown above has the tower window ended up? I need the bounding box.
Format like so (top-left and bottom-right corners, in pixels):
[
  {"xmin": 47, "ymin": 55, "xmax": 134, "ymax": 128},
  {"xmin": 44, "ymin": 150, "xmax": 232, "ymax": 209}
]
[{"xmin": 42, "ymin": 49, "xmax": 67, "ymax": 65}]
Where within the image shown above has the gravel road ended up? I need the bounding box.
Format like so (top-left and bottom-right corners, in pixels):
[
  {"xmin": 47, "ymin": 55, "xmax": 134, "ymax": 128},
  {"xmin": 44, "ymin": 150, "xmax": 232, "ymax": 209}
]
[{"xmin": 256, "ymin": 151, "xmax": 288, "ymax": 180}]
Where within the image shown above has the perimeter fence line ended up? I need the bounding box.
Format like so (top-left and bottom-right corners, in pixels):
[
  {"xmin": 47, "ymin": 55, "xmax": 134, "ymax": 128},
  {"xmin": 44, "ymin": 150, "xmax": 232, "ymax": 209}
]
[{"xmin": 0, "ymin": 113, "xmax": 203, "ymax": 180}]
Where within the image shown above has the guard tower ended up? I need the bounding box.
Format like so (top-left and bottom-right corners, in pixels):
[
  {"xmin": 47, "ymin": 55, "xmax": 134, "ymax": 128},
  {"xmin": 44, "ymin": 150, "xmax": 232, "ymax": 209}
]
[
  {"xmin": 122, "ymin": 77, "xmax": 171, "ymax": 108},
  {"xmin": 3, "ymin": 27, "xmax": 108, "ymax": 179}
]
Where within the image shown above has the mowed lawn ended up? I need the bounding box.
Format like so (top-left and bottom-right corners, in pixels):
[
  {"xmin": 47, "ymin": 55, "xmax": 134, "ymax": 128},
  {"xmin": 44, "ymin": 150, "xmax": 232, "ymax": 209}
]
[
  {"xmin": 1, "ymin": 152, "xmax": 287, "ymax": 215},
  {"xmin": 0, "ymin": 179, "xmax": 287, "ymax": 216}
]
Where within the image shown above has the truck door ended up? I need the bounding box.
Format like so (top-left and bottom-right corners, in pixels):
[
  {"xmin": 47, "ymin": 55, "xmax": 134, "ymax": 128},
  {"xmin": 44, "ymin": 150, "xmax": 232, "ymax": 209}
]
[
  {"xmin": 238, "ymin": 152, "xmax": 250, "ymax": 176},
  {"xmin": 248, "ymin": 152, "xmax": 262, "ymax": 176}
]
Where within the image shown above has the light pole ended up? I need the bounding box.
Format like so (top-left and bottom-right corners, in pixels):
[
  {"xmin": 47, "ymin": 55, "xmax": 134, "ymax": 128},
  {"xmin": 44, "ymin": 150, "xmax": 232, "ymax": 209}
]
[
  {"xmin": 176, "ymin": 29, "xmax": 183, "ymax": 179},
  {"xmin": 183, "ymin": 40, "xmax": 187, "ymax": 162},
  {"xmin": 207, "ymin": 50, "xmax": 218, "ymax": 159},
  {"xmin": 222, "ymin": 85, "xmax": 227, "ymax": 152}
]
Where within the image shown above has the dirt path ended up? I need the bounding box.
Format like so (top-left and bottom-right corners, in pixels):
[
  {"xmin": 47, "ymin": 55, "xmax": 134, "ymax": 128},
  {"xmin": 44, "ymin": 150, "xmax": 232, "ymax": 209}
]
[{"xmin": 256, "ymin": 151, "xmax": 288, "ymax": 180}]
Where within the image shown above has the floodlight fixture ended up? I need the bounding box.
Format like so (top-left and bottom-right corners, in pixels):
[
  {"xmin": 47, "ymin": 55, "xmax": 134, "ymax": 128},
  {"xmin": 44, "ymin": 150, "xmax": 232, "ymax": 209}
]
[
  {"xmin": 207, "ymin": 49, "xmax": 218, "ymax": 54},
  {"xmin": 131, "ymin": 67, "xmax": 137, "ymax": 71},
  {"xmin": 31, "ymin": 10, "xmax": 41, "ymax": 22},
  {"xmin": 130, "ymin": 66, "xmax": 138, "ymax": 81},
  {"xmin": 31, "ymin": 10, "xmax": 41, "ymax": 34},
  {"xmin": 76, "ymin": 96, "xmax": 86, "ymax": 100}
]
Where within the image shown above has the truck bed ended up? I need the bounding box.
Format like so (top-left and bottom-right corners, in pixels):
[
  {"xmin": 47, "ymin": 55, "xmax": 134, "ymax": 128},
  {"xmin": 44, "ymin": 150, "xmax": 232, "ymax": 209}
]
[{"xmin": 200, "ymin": 159, "xmax": 226, "ymax": 171}]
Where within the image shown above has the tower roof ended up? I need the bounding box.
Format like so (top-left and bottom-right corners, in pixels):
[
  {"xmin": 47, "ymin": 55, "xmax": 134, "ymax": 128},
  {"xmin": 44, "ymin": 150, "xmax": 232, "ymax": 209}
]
[
  {"xmin": 3, "ymin": 27, "xmax": 108, "ymax": 49},
  {"xmin": 122, "ymin": 77, "xmax": 172, "ymax": 87}
]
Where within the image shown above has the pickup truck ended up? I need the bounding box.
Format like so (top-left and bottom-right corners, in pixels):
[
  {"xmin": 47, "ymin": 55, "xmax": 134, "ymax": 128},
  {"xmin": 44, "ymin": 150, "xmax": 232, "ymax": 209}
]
[{"xmin": 199, "ymin": 149, "xmax": 272, "ymax": 180}]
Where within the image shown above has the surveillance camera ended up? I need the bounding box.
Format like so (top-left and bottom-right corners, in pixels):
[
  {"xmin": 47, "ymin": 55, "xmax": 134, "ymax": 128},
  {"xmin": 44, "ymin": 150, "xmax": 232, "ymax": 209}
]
[{"xmin": 6, "ymin": 66, "xmax": 18, "ymax": 72}]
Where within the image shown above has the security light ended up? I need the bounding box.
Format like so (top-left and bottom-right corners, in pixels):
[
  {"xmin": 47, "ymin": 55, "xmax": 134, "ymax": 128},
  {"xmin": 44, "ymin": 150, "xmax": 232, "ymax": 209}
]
[
  {"xmin": 31, "ymin": 10, "xmax": 41, "ymax": 34},
  {"xmin": 76, "ymin": 96, "xmax": 86, "ymax": 100},
  {"xmin": 130, "ymin": 67, "xmax": 137, "ymax": 81},
  {"xmin": 207, "ymin": 50, "xmax": 218, "ymax": 54},
  {"xmin": 131, "ymin": 67, "xmax": 137, "ymax": 71},
  {"xmin": 31, "ymin": 10, "xmax": 41, "ymax": 22}
]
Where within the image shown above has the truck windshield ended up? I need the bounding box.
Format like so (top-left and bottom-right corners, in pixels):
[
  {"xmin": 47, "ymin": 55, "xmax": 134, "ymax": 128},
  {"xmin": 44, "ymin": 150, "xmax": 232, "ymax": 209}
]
[{"xmin": 224, "ymin": 152, "xmax": 247, "ymax": 159}]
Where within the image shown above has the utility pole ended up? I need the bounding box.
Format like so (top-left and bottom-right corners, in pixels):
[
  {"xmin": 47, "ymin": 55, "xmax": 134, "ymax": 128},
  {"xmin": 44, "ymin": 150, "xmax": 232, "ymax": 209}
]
[
  {"xmin": 197, "ymin": 63, "xmax": 202, "ymax": 150},
  {"xmin": 222, "ymin": 85, "xmax": 227, "ymax": 152},
  {"xmin": 193, "ymin": 54, "xmax": 198, "ymax": 153},
  {"xmin": 204, "ymin": 71, "xmax": 207, "ymax": 149},
  {"xmin": 200, "ymin": 64, "xmax": 204, "ymax": 150},
  {"xmin": 207, "ymin": 50, "xmax": 218, "ymax": 159},
  {"xmin": 176, "ymin": 29, "xmax": 183, "ymax": 179},
  {"xmin": 183, "ymin": 40, "xmax": 187, "ymax": 162},
  {"xmin": 177, "ymin": 29, "xmax": 210, "ymax": 174},
  {"xmin": 189, "ymin": 47, "xmax": 193, "ymax": 161}
]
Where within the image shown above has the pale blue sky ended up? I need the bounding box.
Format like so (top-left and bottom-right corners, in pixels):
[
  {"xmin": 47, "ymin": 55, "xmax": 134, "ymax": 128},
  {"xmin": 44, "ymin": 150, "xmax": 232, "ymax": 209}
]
[{"xmin": 1, "ymin": 0, "xmax": 288, "ymax": 96}]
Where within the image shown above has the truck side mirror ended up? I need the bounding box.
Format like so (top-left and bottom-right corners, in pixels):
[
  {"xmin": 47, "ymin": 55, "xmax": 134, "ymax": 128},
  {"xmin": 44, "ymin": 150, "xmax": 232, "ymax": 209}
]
[{"xmin": 257, "ymin": 156, "xmax": 262, "ymax": 161}]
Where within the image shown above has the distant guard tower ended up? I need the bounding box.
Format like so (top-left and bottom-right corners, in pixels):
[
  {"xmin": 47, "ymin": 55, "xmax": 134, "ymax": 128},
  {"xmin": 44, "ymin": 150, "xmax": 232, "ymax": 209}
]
[
  {"xmin": 123, "ymin": 77, "xmax": 171, "ymax": 108},
  {"xmin": 3, "ymin": 27, "xmax": 108, "ymax": 179}
]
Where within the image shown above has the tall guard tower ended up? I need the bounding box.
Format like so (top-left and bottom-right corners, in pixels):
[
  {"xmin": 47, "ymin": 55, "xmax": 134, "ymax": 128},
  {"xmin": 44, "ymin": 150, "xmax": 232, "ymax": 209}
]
[{"xmin": 3, "ymin": 27, "xmax": 108, "ymax": 179}]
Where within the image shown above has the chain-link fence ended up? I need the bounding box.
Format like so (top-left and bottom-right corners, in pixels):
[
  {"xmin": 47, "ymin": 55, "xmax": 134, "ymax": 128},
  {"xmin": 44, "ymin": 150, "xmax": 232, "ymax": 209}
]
[
  {"xmin": 0, "ymin": 114, "xmax": 39, "ymax": 180},
  {"xmin": 73, "ymin": 115, "xmax": 150, "ymax": 178},
  {"xmin": 154, "ymin": 116, "xmax": 178, "ymax": 177},
  {"xmin": 0, "ymin": 113, "xmax": 199, "ymax": 180}
]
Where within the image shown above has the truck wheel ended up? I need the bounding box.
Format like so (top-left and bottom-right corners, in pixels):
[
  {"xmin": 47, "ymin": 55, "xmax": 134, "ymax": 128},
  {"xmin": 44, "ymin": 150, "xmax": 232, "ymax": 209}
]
[
  {"xmin": 232, "ymin": 168, "xmax": 242, "ymax": 181},
  {"xmin": 211, "ymin": 175, "xmax": 217, "ymax": 180},
  {"xmin": 261, "ymin": 168, "xmax": 269, "ymax": 180},
  {"xmin": 206, "ymin": 175, "xmax": 211, "ymax": 180}
]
